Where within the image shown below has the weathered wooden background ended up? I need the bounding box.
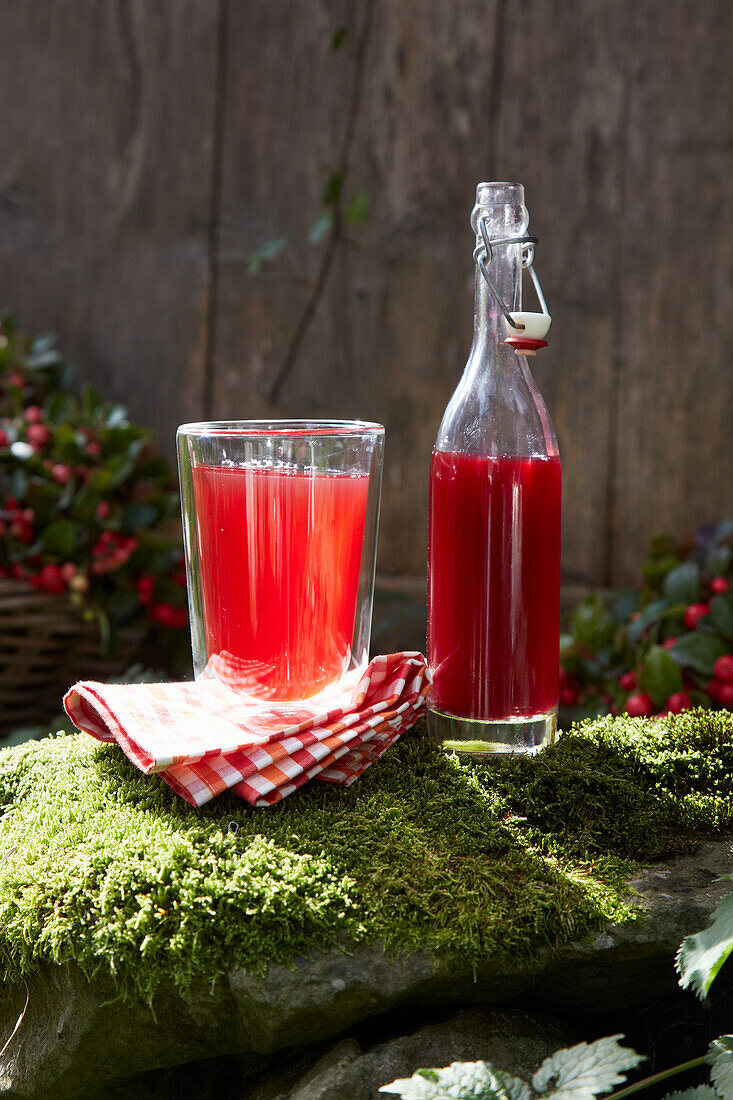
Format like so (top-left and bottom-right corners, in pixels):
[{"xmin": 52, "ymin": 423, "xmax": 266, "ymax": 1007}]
[{"xmin": 0, "ymin": 0, "xmax": 731, "ymax": 590}]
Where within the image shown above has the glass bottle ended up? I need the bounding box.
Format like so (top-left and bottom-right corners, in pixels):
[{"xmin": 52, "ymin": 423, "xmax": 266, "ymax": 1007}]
[{"xmin": 427, "ymin": 182, "xmax": 561, "ymax": 755}]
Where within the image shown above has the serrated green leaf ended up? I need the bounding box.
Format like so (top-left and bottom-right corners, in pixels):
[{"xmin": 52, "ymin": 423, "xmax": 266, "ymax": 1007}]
[
  {"xmin": 664, "ymin": 562, "xmax": 700, "ymax": 604},
  {"xmin": 662, "ymin": 1089, "xmax": 718, "ymax": 1100},
  {"xmin": 532, "ymin": 1036, "xmax": 645, "ymax": 1100},
  {"xmin": 708, "ymin": 1036, "xmax": 733, "ymax": 1100},
  {"xmin": 669, "ymin": 634, "xmax": 728, "ymax": 679},
  {"xmin": 380, "ymin": 1060, "xmax": 533, "ymax": 1100},
  {"xmin": 639, "ymin": 646, "xmax": 683, "ymax": 707},
  {"xmin": 677, "ymin": 892, "xmax": 733, "ymax": 998}
]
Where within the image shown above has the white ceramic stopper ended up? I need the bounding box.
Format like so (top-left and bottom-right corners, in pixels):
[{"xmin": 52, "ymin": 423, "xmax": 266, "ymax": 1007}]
[{"xmin": 509, "ymin": 311, "xmax": 551, "ymax": 339}]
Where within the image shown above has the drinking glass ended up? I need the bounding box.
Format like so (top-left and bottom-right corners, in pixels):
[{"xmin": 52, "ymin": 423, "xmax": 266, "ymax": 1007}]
[{"xmin": 177, "ymin": 420, "xmax": 384, "ymax": 703}]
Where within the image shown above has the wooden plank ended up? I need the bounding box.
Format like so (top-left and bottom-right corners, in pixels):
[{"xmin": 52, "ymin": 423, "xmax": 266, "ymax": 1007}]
[
  {"xmin": 213, "ymin": 0, "xmax": 647, "ymax": 583},
  {"xmin": 0, "ymin": 0, "xmax": 219, "ymax": 457},
  {"xmin": 613, "ymin": 0, "xmax": 733, "ymax": 582}
]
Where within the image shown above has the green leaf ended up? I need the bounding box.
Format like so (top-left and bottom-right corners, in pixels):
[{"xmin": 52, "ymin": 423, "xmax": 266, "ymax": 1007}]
[
  {"xmin": 677, "ymin": 892, "xmax": 733, "ymax": 998},
  {"xmin": 669, "ymin": 634, "xmax": 728, "ymax": 679},
  {"xmin": 627, "ymin": 599, "xmax": 669, "ymax": 643},
  {"xmin": 708, "ymin": 595, "xmax": 733, "ymax": 640},
  {"xmin": 10, "ymin": 469, "xmax": 28, "ymax": 500},
  {"xmin": 533, "ymin": 1037, "xmax": 644, "ymax": 1100},
  {"xmin": 44, "ymin": 392, "xmax": 75, "ymax": 425},
  {"xmin": 707, "ymin": 546, "xmax": 732, "ymax": 577},
  {"xmin": 664, "ymin": 562, "xmax": 700, "ymax": 604},
  {"xmin": 662, "ymin": 1089, "xmax": 718, "ymax": 1100},
  {"xmin": 648, "ymin": 534, "xmax": 677, "ymax": 560},
  {"xmin": 713, "ymin": 521, "xmax": 733, "ymax": 544},
  {"xmin": 95, "ymin": 608, "xmax": 111, "ymax": 653},
  {"xmin": 322, "ymin": 169, "xmax": 343, "ymax": 207},
  {"xmin": 345, "ymin": 189, "xmax": 370, "ymax": 224},
  {"xmin": 106, "ymin": 404, "xmax": 129, "ymax": 428},
  {"xmin": 570, "ymin": 595, "xmax": 616, "ymax": 652},
  {"xmin": 331, "ymin": 25, "xmax": 347, "ymax": 49},
  {"xmin": 122, "ymin": 502, "xmax": 159, "ymax": 532},
  {"xmin": 40, "ymin": 519, "xmax": 77, "ymax": 557},
  {"xmin": 380, "ymin": 1061, "xmax": 533, "ymax": 1100},
  {"xmin": 708, "ymin": 1036, "xmax": 733, "ymax": 1100},
  {"xmin": 309, "ymin": 210, "xmax": 333, "ymax": 244},
  {"xmin": 246, "ymin": 236, "xmax": 289, "ymax": 275},
  {"xmin": 639, "ymin": 646, "xmax": 683, "ymax": 707}
]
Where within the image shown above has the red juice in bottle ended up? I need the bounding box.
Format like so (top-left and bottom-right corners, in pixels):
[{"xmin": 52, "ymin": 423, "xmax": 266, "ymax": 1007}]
[
  {"xmin": 428, "ymin": 451, "xmax": 561, "ymax": 720},
  {"xmin": 427, "ymin": 182, "xmax": 560, "ymax": 754},
  {"xmin": 192, "ymin": 464, "xmax": 369, "ymax": 700}
]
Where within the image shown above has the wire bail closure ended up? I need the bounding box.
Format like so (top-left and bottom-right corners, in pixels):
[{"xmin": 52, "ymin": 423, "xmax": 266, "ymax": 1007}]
[{"xmin": 473, "ymin": 215, "xmax": 550, "ymax": 332}]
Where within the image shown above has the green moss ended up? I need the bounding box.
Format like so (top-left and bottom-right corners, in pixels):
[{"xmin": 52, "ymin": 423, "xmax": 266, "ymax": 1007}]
[{"xmin": 0, "ymin": 709, "xmax": 732, "ymax": 1005}]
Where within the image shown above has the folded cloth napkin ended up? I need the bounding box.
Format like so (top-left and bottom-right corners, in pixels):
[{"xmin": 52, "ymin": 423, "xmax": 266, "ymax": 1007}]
[{"xmin": 64, "ymin": 652, "xmax": 430, "ymax": 808}]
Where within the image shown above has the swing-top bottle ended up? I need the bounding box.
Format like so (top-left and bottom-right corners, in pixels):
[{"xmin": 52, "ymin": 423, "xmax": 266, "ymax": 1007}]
[{"xmin": 427, "ymin": 181, "xmax": 561, "ymax": 754}]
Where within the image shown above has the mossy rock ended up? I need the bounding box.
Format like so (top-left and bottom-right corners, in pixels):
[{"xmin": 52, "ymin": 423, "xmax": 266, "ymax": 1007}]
[{"xmin": 1, "ymin": 712, "xmax": 732, "ymax": 1097}]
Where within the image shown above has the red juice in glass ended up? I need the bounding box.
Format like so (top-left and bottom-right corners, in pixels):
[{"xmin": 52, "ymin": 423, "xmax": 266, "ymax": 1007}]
[
  {"xmin": 428, "ymin": 451, "xmax": 561, "ymax": 721},
  {"xmin": 192, "ymin": 463, "xmax": 369, "ymax": 700}
]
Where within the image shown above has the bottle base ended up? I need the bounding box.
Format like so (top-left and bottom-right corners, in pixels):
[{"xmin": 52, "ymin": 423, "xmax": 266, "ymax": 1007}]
[{"xmin": 427, "ymin": 705, "xmax": 556, "ymax": 757}]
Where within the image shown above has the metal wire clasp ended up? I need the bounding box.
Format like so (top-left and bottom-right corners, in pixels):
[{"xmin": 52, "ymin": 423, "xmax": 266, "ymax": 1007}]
[{"xmin": 473, "ymin": 215, "xmax": 550, "ymax": 331}]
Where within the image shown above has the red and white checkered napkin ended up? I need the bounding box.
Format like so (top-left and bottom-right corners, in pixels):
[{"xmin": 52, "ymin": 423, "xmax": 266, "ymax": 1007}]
[{"xmin": 63, "ymin": 653, "xmax": 430, "ymax": 808}]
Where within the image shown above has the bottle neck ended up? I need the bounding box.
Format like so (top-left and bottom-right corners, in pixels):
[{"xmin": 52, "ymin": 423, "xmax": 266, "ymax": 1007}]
[{"xmin": 473, "ymin": 239, "xmax": 523, "ymax": 348}]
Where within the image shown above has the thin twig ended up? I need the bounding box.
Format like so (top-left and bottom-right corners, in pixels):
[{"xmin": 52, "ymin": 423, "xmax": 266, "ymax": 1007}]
[
  {"xmin": 266, "ymin": 0, "xmax": 377, "ymax": 404},
  {"xmin": 0, "ymin": 847, "xmax": 16, "ymax": 868},
  {"xmin": 0, "ymin": 979, "xmax": 29, "ymax": 1061}
]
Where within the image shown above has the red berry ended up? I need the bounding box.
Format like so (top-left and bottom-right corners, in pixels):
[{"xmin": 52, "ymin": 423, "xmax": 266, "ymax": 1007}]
[
  {"xmin": 9, "ymin": 562, "xmax": 26, "ymax": 580},
  {"xmin": 51, "ymin": 463, "xmax": 73, "ymax": 485},
  {"xmin": 95, "ymin": 501, "xmax": 111, "ymax": 520},
  {"xmin": 21, "ymin": 508, "xmax": 34, "ymax": 524},
  {"xmin": 0, "ymin": 430, "xmax": 8, "ymax": 447},
  {"xmin": 168, "ymin": 607, "xmax": 187, "ymax": 630},
  {"xmin": 24, "ymin": 405, "xmax": 42, "ymax": 425},
  {"xmin": 10, "ymin": 520, "xmax": 32, "ymax": 542},
  {"xmin": 40, "ymin": 564, "xmax": 66, "ymax": 595},
  {"xmin": 717, "ymin": 683, "xmax": 733, "ymax": 709},
  {"xmin": 713, "ymin": 654, "xmax": 733, "ymax": 684},
  {"xmin": 26, "ymin": 424, "xmax": 50, "ymax": 449},
  {"xmin": 618, "ymin": 671, "xmax": 636, "ymax": 691},
  {"xmin": 7, "ymin": 372, "xmax": 25, "ymax": 387},
  {"xmin": 5, "ymin": 496, "xmax": 17, "ymax": 511},
  {"xmin": 662, "ymin": 636, "xmax": 678, "ymax": 650},
  {"xmin": 60, "ymin": 562, "xmax": 77, "ymax": 582},
  {"xmin": 625, "ymin": 693, "xmax": 654, "ymax": 717},
  {"xmin": 559, "ymin": 685, "xmax": 578, "ymax": 706},
  {"xmin": 655, "ymin": 710, "xmax": 671, "ymax": 719},
  {"xmin": 683, "ymin": 602, "xmax": 709, "ymax": 630},
  {"xmin": 667, "ymin": 691, "xmax": 692, "ymax": 714},
  {"xmin": 137, "ymin": 576, "xmax": 156, "ymax": 605},
  {"xmin": 559, "ymin": 666, "xmax": 568, "ymax": 684},
  {"xmin": 711, "ymin": 577, "xmax": 730, "ymax": 595},
  {"xmin": 87, "ymin": 441, "xmax": 102, "ymax": 458},
  {"xmin": 149, "ymin": 601, "xmax": 174, "ymax": 626}
]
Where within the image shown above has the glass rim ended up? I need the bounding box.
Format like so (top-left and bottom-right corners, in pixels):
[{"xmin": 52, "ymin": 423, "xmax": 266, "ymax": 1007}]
[{"xmin": 177, "ymin": 418, "xmax": 385, "ymax": 438}]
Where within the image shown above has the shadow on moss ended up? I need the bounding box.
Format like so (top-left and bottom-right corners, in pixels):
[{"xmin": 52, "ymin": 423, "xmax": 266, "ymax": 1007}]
[{"xmin": 0, "ymin": 709, "xmax": 731, "ymax": 1005}]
